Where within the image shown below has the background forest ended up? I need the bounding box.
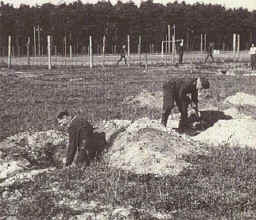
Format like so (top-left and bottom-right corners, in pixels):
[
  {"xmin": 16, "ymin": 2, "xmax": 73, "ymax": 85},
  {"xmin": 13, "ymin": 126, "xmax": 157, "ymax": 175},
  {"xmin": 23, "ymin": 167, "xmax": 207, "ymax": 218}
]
[{"xmin": 0, "ymin": 0, "xmax": 255, "ymax": 55}]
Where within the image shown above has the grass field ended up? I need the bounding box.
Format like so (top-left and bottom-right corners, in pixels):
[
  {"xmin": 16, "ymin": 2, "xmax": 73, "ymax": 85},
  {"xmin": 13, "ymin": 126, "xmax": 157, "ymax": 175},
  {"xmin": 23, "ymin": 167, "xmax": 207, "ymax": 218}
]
[{"xmin": 1, "ymin": 61, "xmax": 256, "ymax": 219}]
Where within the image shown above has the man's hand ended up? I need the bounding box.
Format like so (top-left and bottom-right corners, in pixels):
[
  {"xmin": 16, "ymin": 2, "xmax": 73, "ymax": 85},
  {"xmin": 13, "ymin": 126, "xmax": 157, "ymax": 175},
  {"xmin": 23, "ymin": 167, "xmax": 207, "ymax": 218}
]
[{"xmin": 191, "ymin": 103, "xmax": 200, "ymax": 119}]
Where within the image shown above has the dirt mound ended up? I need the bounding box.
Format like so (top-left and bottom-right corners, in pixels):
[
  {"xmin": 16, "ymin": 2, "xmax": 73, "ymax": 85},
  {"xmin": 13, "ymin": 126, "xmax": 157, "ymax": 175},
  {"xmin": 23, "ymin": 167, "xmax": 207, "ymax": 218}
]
[
  {"xmin": 6, "ymin": 129, "xmax": 67, "ymax": 147},
  {"xmin": 95, "ymin": 119, "xmax": 131, "ymax": 143},
  {"xmin": 104, "ymin": 118, "xmax": 205, "ymax": 176},
  {"xmin": 223, "ymin": 107, "xmax": 253, "ymax": 119},
  {"xmin": 123, "ymin": 89, "xmax": 163, "ymax": 110},
  {"xmin": 224, "ymin": 92, "xmax": 256, "ymax": 107},
  {"xmin": 0, "ymin": 130, "xmax": 67, "ymax": 182},
  {"xmin": 192, "ymin": 118, "xmax": 256, "ymax": 148}
]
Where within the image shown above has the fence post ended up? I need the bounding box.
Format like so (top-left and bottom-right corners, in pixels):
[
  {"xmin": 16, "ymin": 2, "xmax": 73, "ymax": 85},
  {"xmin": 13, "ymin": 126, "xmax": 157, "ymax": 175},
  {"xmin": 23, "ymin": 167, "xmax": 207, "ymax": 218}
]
[
  {"xmin": 33, "ymin": 26, "xmax": 36, "ymax": 56},
  {"xmin": 8, "ymin": 35, "xmax": 11, "ymax": 68},
  {"xmin": 69, "ymin": 44, "xmax": 72, "ymax": 59},
  {"xmin": 204, "ymin": 33, "xmax": 207, "ymax": 51},
  {"xmin": 168, "ymin": 25, "xmax": 171, "ymax": 54},
  {"xmin": 145, "ymin": 52, "xmax": 148, "ymax": 71},
  {"xmin": 161, "ymin": 40, "xmax": 164, "ymax": 59},
  {"xmin": 54, "ymin": 45, "xmax": 57, "ymax": 58},
  {"xmin": 103, "ymin": 35, "xmax": 106, "ymax": 67},
  {"xmin": 172, "ymin": 34, "xmax": 175, "ymax": 64},
  {"xmin": 27, "ymin": 37, "xmax": 30, "ymax": 65},
  {"xmin": 47, "ymin": 35, "xmax": 51, "ymax": 70},
  {"xmin": 89, "ymin": 35, "xmax": 93, "ymax": 68},
  {"xmin": 200, "ymin": 34, "xmax": 203, "ymax": 54},
  {"xmin": 233, "ymin": 33, "xmax": 236, "ymax": 56},
  {"xmin": 138, "ymin": 35, "xmax": 141, "ymax": 65},
  {"xmin": 127, "ymin": 34, "xmax": 130, "ymax": 67},
  {"xmin": 237, "ymin": 34, "xmax": 240, "ymax": 55},
  {"xmin": 37, "ymin": 25, "xmax": 41, "ymax": 56}
]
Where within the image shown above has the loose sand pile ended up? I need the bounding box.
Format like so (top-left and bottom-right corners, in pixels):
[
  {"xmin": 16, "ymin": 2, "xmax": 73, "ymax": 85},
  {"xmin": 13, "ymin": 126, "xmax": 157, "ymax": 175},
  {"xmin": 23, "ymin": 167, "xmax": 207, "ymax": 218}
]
[
  {"xmin": 224, "ymin": 92, "xmax": 256, "ymax": 107},
  {"xmin": 192, "ymin": 118, "xmax": 256, "ymax": 148},
  {"xmin": 103, "ymin": 118, "xmax": 205, "ymax": 176},
  {"xmin": 6, "ymin": 129, "xmax": 67, "ymax": 147},
  {"xmin": 0, "ymin": 130, "xmax": 67, "ymax": 182},
  {"xmin": 191, "ymin": 92, "xmax": 256, "ymax": 148},
  {"xmin": 223, "ymin": 107, "xmax": 253, "ymax": 119}
]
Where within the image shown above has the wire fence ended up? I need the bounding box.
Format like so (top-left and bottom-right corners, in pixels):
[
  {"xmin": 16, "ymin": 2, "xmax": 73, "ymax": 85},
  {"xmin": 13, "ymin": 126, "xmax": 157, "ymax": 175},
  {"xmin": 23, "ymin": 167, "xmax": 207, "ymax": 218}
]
[
  {"xmin": 0, "ymin": 34, "xmax": 251, "ymax": 68},
  {"xmin": 0, "ymin": 50, "xmax": 251, "ymax": 68}
]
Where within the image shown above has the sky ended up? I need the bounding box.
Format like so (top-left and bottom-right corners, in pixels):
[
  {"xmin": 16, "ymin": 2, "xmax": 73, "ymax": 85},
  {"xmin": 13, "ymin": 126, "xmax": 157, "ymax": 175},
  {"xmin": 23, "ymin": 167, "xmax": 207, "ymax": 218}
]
[{"xmin": 1, "ymin": 0, "xmax": 256, "ymax": 11}]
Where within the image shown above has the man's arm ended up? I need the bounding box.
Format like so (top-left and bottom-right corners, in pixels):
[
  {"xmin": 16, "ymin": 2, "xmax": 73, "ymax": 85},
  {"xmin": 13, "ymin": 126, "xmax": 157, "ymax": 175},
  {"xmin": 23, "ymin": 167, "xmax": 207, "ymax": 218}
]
[
  {"xmin": 65, "ymin": 129, "xmax": 78, "ymax": 166},
  {"xmin": 191, "ymin": 90, "xmax": 198, "ymax": 111}
]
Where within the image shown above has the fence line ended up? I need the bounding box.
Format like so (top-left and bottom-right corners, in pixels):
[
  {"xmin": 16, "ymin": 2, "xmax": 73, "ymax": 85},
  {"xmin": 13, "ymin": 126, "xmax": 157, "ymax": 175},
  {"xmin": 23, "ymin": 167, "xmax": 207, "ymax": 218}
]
[{"xmin": 0, "ymin": 35, "xmax": 250, "ymax": 69}]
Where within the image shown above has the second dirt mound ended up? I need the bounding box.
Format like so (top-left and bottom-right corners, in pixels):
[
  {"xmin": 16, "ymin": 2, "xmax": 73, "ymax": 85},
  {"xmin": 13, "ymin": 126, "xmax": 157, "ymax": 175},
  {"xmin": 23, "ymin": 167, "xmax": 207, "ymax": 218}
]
[{"xmin": 103, "ymin": 118, "xmax": 206, "ymax": 176}]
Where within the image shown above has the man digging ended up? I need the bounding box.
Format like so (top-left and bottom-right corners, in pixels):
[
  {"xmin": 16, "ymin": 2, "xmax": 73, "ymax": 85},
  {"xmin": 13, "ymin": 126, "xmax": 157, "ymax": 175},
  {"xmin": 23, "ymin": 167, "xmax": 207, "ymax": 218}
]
[
  {"xmin": 56, "ymin": 110, "xmax": 106, "ymax": 167},
  {"xmin": 161, "ymin": 77, "xmax": 210, "ymax": 135}
]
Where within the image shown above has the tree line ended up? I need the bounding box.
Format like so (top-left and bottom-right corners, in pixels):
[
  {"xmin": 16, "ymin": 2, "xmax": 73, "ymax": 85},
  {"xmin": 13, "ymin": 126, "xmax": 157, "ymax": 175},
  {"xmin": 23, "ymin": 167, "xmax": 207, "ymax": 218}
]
[{"xmin": 0, "ymin": 0, "xmax": 255, "ymax": 55}]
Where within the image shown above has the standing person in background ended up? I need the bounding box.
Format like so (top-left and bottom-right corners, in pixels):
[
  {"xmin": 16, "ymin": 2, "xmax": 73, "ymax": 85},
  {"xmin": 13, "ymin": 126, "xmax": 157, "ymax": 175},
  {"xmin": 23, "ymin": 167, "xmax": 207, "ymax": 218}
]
[
  {"xmin": 249, "ymin": 43, "xmax": 256, "ymax": 70},
  {"xmin": 178, "ymin": 40, "xmax": 184, "ymax": 64},
  {"xmin": 117, "ymin": 45, "xmax": 127, "ymax": 65},
  {"xmin": 204, "ymin": 42, "xmax": 215, "ymax": 63}
]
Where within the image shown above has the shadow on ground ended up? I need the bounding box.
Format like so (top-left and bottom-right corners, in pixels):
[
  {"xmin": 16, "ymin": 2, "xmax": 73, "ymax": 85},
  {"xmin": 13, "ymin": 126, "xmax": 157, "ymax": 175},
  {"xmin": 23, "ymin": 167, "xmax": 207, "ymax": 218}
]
[{"xmin": 188, "ymin": 110, "xmax": 233, "ymax": 133}]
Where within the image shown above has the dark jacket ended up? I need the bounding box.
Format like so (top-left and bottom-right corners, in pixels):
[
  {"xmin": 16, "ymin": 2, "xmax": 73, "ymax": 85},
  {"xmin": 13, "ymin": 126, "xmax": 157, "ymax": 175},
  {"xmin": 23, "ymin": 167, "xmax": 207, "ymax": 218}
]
[
  {"xmin": 66, "ymin": 115, "xmax": 94, "ymax": 166},
  {"xmin": 163, "ymin": 78, "xmax": 198, "ymax": 107}
]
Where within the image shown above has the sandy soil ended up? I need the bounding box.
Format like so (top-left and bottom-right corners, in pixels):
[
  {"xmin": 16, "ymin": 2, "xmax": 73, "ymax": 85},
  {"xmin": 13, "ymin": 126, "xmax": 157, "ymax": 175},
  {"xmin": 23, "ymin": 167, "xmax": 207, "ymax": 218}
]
[{"xmin": 1, "ymin": 91, "xmax": 256, "ymax": 185}]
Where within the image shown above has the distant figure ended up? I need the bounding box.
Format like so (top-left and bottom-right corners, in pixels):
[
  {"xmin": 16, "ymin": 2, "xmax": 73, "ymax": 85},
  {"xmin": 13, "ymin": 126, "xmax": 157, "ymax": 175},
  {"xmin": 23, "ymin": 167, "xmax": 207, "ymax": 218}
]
[
  {"xmin": 161, "ymin": 77, "xmax": 210, "ymax": 133},
  {"xmin": 178, "ymin": 40, "xmax": 184, "ymax": 64},
  {"xmin": 249, "ymin": 43, "xmax": 256, "ymax": 70},
  {"xmin": 204, "ymin": 42, "xmax": 215, "ymax": 63},
  {"xmin": 57, "ymin": 110, "xmax": 106, "ymax": 167},
  {"xmin": 117, "ymin": 45, "xmax": 127, "ymax": 65}
]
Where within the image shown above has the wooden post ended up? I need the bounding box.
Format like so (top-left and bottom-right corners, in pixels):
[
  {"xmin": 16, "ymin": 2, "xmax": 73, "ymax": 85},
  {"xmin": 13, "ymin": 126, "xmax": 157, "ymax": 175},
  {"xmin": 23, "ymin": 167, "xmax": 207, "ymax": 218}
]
[
  {"xmin": 27, "ymin": 37, "xmax": 30, "ymax": 65},
  {"xmin": 237, "ymin": 34, "xmax": 240, "ymax": 54},
  {"xmin": 54, "ymin": 45, "xmax": 57, "ymax": 57},
  {"xmin": 89, "ymin": 35, "xmax": 93, "ymax": 68},
  {"xmin": 47, "ymin": 35, "xmax": 51, "ymax": 70},
  {"xmin": 127, "ymin": 34, "xmax": 130, "ymax": 66},
  {"xmin": 145, "ymin": 52, "xmax": 148, "ymax": 71},
  {"xmin": 233, "ymin": 33, "xmax": 236, "ymax": 55},
  {"xmin": 54, "ymin": 45, "xmax": 57, "ymax": 64},
  {"xmin": 165, "ymin": 35, "xmax": 168, "ymax": 65},
  {"xmin": 186, "ymin": 31, "xmax": 189, "ymax": 50},
  {"xmin": 38, "ymin": 25, "xmax": 41, "ymax": 56},
  {"xmin": 173, "ymin": 24, "xmax": 176, "ymax": 55},
  {"xmin": 69, "ymin": 44, "xmax": 72, "ymax": 59},
  {"xmin": 34, "ymin": 26, "xmax": 36, "ymax": 56},
  {"xmin": 204, "ymin": 33, "xmax": 207, "ymax": 51},
  {"xmin": 8, "ymin": 35, "xmax": 11, "ymax": 68},
  {"xmin": 172, "ymin": 34, "xmax": 175, "ymax": 64},
  {"xmin": 138, "ymin": 35, "xmax": 141, "ymax": 65},
  {"xmin": 103, "ymin": 35, "xmax": 106, "ymax": 67},
  {"xmin": 168, "ymin": 25, "xmax": 171, "ymax": 54},
  {"xmin": 200, "ymin": 34, "xmax": 203, "ymax": 54},
  {"xmin": 161, "ymin": 40, "xmax": 164, "ymax": 58}
]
